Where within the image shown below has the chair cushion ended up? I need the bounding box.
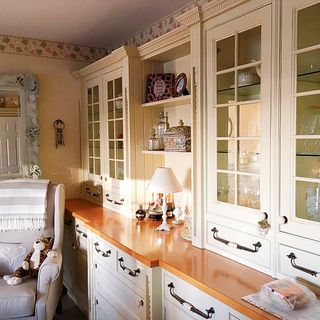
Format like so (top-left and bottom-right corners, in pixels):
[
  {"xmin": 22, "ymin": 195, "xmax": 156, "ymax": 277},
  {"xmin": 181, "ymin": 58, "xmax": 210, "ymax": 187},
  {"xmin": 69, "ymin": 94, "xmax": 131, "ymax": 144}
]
[
  {"xmin": 0, "ymin": 277, "xmax": 36, "ymax": 318},
  {"xmin": 0, "ymin": 242, "xmax": 30, "ymax": 275}
]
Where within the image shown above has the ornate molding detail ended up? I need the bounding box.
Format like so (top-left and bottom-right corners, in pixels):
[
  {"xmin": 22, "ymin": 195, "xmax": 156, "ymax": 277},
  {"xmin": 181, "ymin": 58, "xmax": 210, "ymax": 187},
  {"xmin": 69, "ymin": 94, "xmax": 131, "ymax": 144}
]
[
  {"xmin": 201, "ymin": 0, "xmax": 250, "ymax": 21},
  {"xmin": 176, "ymin": 5, "xmax": 202, "ymax": 27},
  {"xmin": 0, "ymin": 34, "xmax": 107, "ymax": 63},
  {"xmin": 0, "ymin": 73, "xmax": 39, "ymax": 177}
]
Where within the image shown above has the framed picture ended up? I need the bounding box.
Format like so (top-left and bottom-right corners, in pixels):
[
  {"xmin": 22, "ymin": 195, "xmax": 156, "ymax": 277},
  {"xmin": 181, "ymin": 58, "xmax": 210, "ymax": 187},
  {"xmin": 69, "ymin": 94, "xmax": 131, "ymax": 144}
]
[
  {"xmin": 172, "ymin": 73, "xmax": 189, "ymax": 97},
  {"xmin": 146, "ymin": 73, "xmax": 174, "ymax": 102}
]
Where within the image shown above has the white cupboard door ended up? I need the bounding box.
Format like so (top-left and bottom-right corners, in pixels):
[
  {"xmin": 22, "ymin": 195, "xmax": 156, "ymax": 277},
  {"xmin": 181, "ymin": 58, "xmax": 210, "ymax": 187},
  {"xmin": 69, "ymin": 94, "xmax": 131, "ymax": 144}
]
[
  {"xmin": 83, "ymin": 79, "xmax": 103, "ymax": 183},
  {"xmin": 206, "ymin": 5, "xmax": 272, "ymax": 228},
  {"xmin": 280, "ymin": 0, "xmax": 320, "ymax": 241},
  {"xmin": 102, "ymin": 69, "xmax": 127, "ymax": 193}
]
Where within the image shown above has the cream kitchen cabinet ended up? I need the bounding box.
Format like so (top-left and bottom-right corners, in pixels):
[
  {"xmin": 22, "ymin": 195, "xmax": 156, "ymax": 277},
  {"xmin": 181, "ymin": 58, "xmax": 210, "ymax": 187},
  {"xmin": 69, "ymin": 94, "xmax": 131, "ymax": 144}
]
[
  {"xmin": 75, "ymin": 46, "xmax": 151, "ymax": 218},
  {"xmin": 63, "ymin": 216, "xmax": 89, "ymax": 315},
  {"xmin": 279, "ymin": 0, "xmax": 320, "ymax": 291},
  {"xmin": 202, "ymin": 0, "xmax": 274, "ymax": 275},
  {"xmin": 87, "ymin": 231, "xmax": 162, "ymax": 320},
  {"xmin": 163, "ymin": 270, "xmax": 249, "ymax": 320}
]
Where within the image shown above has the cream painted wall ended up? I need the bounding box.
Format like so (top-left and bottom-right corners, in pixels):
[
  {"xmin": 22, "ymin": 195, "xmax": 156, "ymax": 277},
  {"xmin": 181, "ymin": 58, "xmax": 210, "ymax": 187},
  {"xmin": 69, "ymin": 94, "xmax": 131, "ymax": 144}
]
[{"xmin": 0, "ymin": 54, "xmax": 87, "ymax": 198}]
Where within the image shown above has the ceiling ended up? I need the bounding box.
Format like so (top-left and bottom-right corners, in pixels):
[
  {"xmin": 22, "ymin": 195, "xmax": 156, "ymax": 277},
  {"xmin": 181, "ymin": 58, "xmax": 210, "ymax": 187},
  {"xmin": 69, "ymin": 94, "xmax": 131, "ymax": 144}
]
[{"xmin": 0, "ymin": 0, "xmax": 195, "ymax": 49}]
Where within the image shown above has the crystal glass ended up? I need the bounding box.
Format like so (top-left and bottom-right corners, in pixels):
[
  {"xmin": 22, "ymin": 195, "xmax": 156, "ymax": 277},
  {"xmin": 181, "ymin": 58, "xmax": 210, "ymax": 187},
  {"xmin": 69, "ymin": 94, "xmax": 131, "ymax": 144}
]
[
  {"xmin": 238, "ymin": 140, "xmax": 260, "ymax": 173},
  {"xmin": 237, "ymin": 175, "xmax": 260, "ymax": 209},
  {"xmin": 237, "ymin": 67, "xmax": 260, "ymax": 101}
]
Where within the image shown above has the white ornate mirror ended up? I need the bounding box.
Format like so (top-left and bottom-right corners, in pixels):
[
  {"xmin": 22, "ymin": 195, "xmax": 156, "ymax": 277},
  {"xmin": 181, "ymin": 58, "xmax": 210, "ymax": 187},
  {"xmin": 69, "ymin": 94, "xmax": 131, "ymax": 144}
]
[{"xmin": 0, "ymin": 74, "xmax": 40, "ymax": 178}]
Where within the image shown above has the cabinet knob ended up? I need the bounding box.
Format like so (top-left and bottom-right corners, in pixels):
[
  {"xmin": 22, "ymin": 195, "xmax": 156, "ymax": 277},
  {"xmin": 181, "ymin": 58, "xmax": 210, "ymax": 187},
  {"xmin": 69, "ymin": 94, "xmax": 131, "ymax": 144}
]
[
  {"xmin": 279, "ymin": 216, "xmax": 288, "ymax": 224},
  {"xmin": 136, "ymin": 300, "xmax": 144, "ymax": 308}
]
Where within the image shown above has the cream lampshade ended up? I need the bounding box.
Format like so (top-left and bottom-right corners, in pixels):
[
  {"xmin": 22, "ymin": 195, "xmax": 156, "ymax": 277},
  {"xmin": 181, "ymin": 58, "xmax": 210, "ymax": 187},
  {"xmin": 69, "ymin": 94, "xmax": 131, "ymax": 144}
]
[{"xmin": 147, "ymin": 167, "xmax": 182, "ymax": 231}]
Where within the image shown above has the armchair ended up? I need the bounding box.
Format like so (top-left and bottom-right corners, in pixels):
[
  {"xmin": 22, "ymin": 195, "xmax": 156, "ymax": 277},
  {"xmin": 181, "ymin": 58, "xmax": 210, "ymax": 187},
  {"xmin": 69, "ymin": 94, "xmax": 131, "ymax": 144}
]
[{"xmin": 0, "ymin": 183, "xmax": 65, "ymax": 320}]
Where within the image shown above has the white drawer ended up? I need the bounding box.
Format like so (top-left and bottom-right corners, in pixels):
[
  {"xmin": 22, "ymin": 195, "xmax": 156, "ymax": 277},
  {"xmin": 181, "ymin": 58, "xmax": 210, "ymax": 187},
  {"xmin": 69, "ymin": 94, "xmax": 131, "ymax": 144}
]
[
  {"xmin": 116, "ymin": 249, "xmax": 147, "ymax": 294},
  {"xmin": 75, "ymin": 219, "xmax": 88, "ymax": 253},
  {"xmin": 95, "ymin": 262, "xmax": 146, "ymax": 320},
  {"xmin": 94, "ymin": 292, "xmax": 126, "ymax": 320},
  {"xmin": 92, "ymin": 235, "xmax": 116, "ymax": 270},
  {"xmin": 104, "ymin": 188, "xmax": 126, "ymax": 213},
  {"xmin": 164, "ymin": 300, "xmax": 195, "ymax": 320},
  {"xmin": 207, "ymin": 222, "xmax": 271, "ymax": 269},
  {"xmin": 163, "ymin": 271, "xmax": 249, "ymax": 320},
  {"xmin": 279, "ymin": 244, "xmax": 320, "ymax": 288}
]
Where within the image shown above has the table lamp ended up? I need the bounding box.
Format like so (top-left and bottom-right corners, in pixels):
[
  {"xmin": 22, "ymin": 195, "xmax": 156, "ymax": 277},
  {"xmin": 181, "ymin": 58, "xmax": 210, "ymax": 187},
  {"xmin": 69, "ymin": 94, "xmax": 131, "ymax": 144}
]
[{"xmin": 147, "ymin": 167, "xmax": 182, "ymax": 231}]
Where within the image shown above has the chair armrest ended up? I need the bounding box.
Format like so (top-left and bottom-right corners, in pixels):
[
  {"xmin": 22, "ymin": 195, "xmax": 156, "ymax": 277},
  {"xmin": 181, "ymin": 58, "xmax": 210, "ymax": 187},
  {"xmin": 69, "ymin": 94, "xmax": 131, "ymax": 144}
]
[{"xmin": 37, "ymin": 249, "xmax": 62, "ymax": 289}]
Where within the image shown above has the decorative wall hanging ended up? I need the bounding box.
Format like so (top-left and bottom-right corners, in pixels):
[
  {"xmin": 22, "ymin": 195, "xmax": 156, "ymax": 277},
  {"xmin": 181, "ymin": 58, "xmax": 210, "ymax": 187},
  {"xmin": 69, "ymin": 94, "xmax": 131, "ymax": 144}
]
[
  {"xmin": 53, "ymin": 119, "xmax": 65, "ymax": 148},
  {"xmin": 146, "ymin": 73, "xmax": 174, "ymax": 102},
  {"xmin": 172, "ymin": 73, "xmax": 189, "ymax": 97}
]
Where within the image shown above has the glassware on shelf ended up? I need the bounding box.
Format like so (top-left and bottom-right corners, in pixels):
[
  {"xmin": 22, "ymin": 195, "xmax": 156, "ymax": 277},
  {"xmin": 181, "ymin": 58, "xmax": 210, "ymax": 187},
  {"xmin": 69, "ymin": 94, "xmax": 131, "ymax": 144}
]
[
  {"xmin": 306, "ymin": 186, "xmax": 320, "ymax": 221},
  {"xmin": 157, "ymin": 111, "xmax": 169, "ymax": 150}
]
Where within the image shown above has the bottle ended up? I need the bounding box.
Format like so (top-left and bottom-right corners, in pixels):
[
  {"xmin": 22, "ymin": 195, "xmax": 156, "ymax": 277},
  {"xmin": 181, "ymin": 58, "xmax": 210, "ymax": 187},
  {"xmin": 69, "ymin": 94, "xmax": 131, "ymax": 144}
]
[
  {"xmin": 135, "ymin": 205, "xmax": 146, "ymax": 221},
  {"xmin": 157, "ymin": 111, "xmax": 169, "ymax": 150}
]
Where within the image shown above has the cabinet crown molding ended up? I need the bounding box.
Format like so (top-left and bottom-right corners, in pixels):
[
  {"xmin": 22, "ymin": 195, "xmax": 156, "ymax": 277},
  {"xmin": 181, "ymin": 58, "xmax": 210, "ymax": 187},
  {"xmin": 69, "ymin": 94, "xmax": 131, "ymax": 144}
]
[
  {"xmin": 138, "ymin": 26, "xmax": 190, "ymax": 61},
  {"xmin": 201, "ymin": 0, "xmax": 250, "ymax": 22},
  {"xmin": 75, "ymin": 45, "xmax": 139, "ymax": 78},
  {"xmin": 176, "ymin": 5, "xmax": 202, "ymax": 27}
]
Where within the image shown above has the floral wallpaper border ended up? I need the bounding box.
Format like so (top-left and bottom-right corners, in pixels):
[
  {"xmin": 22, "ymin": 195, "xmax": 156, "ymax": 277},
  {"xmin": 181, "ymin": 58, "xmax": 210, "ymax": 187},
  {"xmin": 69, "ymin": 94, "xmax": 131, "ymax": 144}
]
[
  {"xmin": 0, "ymin": 0, "xmax": 212, "ymax": 63},
  {"xmin": 0, "ymin": 34, "xmax": 107, "ymax": 63},
  {"xmin": 107, "ymin": 0, "xmax": 212, "ymax": 53}
]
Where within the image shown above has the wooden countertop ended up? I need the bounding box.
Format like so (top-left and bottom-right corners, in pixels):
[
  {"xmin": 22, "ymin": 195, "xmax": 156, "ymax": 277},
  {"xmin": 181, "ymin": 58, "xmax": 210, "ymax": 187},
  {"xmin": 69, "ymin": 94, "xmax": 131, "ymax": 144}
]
[{"xmin": 66, "ymin": 199, "xmax": 277, "ymax": 320}]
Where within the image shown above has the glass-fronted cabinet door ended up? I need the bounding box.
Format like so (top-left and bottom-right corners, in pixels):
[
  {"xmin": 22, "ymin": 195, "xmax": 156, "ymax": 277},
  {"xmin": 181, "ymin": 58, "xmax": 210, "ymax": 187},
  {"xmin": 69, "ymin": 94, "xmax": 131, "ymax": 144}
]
[
  {"xmin": 281, "ymin": 0, "xmax": 320, "ymax": 241},
  {"xmin": 206, "ymin": 6, "xmax": 272, "ymax": 228},
  {"xmin": 84, "ymin": 80, "xmax": 102, "ymax": 181},
  {"xmin": 103, "ymin": 70, "xmax": 125, "ymax": 189}
]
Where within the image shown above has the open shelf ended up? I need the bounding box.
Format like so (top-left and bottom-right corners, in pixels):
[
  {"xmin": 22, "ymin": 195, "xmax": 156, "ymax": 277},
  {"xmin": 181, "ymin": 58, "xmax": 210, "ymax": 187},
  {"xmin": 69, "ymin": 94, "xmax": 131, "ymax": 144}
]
[
  {"xmin": 297, "ymin": 70, "xmax": 320, "ymax": 84},
  {"xmin": 143, "ymin": 150, "xmax": 192, "ymax": 155},
  {"xmin": 142, "ymin": 95, "xmax": 191, "ymax": 108},
  {"xmin": 296, "ymin": 153, "xmax": 320, "ymax": 157}
]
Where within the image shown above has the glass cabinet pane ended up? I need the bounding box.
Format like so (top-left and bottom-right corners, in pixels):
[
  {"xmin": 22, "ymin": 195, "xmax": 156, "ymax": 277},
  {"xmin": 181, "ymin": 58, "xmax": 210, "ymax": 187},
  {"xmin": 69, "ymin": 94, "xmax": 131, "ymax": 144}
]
[
  {"xmin": 115, "ymin": 78, "xmax": 122, "ymax": 98},
  {"xmin": 87, "ymin": 88, "xmax": 92, "ymax": 104},
  {"xmin": 94, "ymin": 123, "xmax": 100, "ymax": 139},
  {"xmin": 109, "ymin": 141, "xmax": 115, "ymax": 159},
  {"xmin": 296, "ymin": 181, "xmax": 320, "ymax": 222},
  {"xmin": 93, "ymin": 86, "xmax": 99, "ymax": 103},
  {"xmin": 217, "ymin": 36, "xmax": 235, "ymax": 71},
  {"xmin": 297, "ymin": 3, "xmax": 320, "ymax": 50},
  {"xmin": 237, "ymin": 67, "xmax": 260, "ymax": 101},
  {"xmin": 93, "ymin": 104, "xmax": 99, "ymax": 121},
  {"xmin": 238, "ymin": 140, "xmax": 260, "ymax": 173},
  {"xmin": 109, "ymin": 160, "xmax": 115, "ymax": 179},
  {"xmin": 108, "ymin": 81, "xmax": 113, "ymax": 99},
  {"xmin": 115, "ymin": 120, "xmax": 123, "ymax": 139},
  {"xmin": 238, "ymin": 26, "xmax": 261, "ymax": 65},
  {"xmin": 95, "ymin": 159, "xmax": 101, "ymax": 175},
  {"xmin": 297, "ymin": 49, "xmax": 320, "ymax": 93},
  {"xmin": 217, "ymin": 173, "xmax": 235, "ymax": 204},
  {"xmin": 217, "ymin": 140, "xmax": 235, "ymax": 170},
  {"xmin": 116, "ymin": 161, "xmax": 124, "ymax": 180},
  {"xmin": 217, "ymin": 106, "xmax": 236, "ymax": 137},
  {"xmin": 116, "ymin": 141, "xmax": 124, "ymax": 160},
  {"xmin": 88, "ymin": 106, "xmax": 92, "ymax": 122},
  {"xmin": 239, "ymin": 104, "xmax": 260, "ymax": 136},
  {"xmin": 237, "ymin": 175, "xmax": 260, "ymax": 209},
  {"xmin": 108, "ymin": 121, "xmax": 114, "ymax": 139},
  {"xmin": 115, "ymin": 99, "xmax": 123, "ymax": 118},
  {"xmin": 217, "ymin": 72, "xmax": 235, "ymax": 104}
]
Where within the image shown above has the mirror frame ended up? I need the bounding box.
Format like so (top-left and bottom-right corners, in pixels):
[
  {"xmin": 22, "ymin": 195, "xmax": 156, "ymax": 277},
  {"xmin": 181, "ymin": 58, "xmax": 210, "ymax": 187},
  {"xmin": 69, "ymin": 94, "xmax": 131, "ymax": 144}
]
[{"xmin": 0, "ymin": 74, "xmax": 39, "ymax": 178}]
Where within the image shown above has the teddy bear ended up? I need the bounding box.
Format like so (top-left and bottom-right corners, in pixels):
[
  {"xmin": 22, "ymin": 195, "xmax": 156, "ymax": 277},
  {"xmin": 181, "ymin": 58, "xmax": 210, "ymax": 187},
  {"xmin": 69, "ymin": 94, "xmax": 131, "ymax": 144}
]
[{"xmin": 3, "ymin": 236, "xmax": 57, "ymax": 286}]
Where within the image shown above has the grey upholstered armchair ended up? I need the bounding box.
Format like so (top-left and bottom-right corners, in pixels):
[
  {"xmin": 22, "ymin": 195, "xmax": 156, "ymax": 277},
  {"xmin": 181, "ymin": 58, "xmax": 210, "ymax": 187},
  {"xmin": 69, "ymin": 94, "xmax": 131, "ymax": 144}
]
[{"xmin": 0, "ymin": 183, "xmax": 65, "ymax": 320}]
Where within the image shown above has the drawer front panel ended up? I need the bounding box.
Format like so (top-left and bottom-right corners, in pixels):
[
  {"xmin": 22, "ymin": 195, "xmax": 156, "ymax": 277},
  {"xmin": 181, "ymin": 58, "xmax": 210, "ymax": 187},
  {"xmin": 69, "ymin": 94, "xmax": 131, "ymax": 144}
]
[
  {"xmin": 92, "ymin": 235, "xmax": 116, "ymax": 270},
  {"xmin": 75, "ymin": 219, "xmax": 88, "ymax": 253},
  {"xmin": 95, "ymin": 262, "xmax": 146, "ymax": 320},
  {"xmin": 104, "ymin": 188, "xmax": 126, "ymax": 213},
  {"xmin": 279, "ymin": 244, "xmax": 320, "ymax": 288},
  {"xmin": 94, "ymin": 292, "xmax": 126, "ymax": 320},
  {"xmin": 163, "ymin": 271, "xmax": 249, "ymax": 320},
  {"xmin": 164, "ymin": 300, "xmax": 195, "ymax": 320},
  {"xmin": 207, "ymin": 222, "xmax": 271, "ymax": 268},
  {"xmin": 116, "ymin": 250, "xmax": 147, "ymax": 292}
]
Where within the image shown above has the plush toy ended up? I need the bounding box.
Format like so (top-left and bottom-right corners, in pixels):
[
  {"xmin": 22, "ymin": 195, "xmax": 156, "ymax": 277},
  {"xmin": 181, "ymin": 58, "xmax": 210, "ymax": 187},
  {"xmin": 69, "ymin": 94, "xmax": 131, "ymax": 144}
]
[{"xmin": 3, "ymin": 236, "xmax": 56, "ymax": 286}]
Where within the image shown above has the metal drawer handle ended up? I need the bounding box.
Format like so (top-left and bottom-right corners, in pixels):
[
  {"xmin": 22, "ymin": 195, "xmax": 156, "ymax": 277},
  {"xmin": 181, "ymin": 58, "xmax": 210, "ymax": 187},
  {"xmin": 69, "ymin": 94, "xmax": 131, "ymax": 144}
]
[
  {"xmin": 287, "ymin": 253, "xmax": 318, "ymax": 277},
  {"xmin": 114, "ymin": 199, "xmax": 124, "ymax": 206},
  {"xmin": 105, "ymin": 193, "xmax": 113, "ymax": 203},
  {"xmin": 211, "ymin": 227, "xmax": 262, "ymax": 253},
  {"xmin": 168, "ymin": 282, "xmax": 215, "ymax": 319},
  {"xmin": 118, "ymin": 257, "xmax": 140, "ymax": 277},
  {"xmin": 106, "ymin": 193, "xmax": 124, "ymax": 205},
  {"xmin": 76, "ymin": 224, "xmax": 87, "ymax": 238},
  {"xmin": 85, "ymin": 187, "xmax": 101, "ymax": 197},
  {"xmin": 94, "ymin": 242, "xmax": 111, "ymax": 257}
]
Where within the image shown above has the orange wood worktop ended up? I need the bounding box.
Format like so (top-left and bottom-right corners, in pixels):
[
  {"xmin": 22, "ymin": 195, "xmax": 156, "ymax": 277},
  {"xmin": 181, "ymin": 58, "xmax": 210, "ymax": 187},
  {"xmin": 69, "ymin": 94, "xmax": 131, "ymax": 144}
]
[{"xmin": 65, "ymin": 199, "xmax": 278, "ymax": 320}]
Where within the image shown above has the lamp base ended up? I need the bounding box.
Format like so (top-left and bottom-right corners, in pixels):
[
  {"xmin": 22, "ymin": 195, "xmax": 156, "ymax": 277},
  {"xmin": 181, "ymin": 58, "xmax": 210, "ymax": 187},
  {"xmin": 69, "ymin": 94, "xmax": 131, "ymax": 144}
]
[{"xmin": 155, "ymin": 220, "xmax": 172, "ymax": 231}]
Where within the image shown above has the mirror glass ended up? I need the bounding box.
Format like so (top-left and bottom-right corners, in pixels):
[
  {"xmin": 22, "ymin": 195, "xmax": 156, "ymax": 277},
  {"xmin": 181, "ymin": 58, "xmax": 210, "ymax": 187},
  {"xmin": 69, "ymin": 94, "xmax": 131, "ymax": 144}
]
[{"xmin": 0, "ymin": 74, "xmax": 39, "ymax": 178}]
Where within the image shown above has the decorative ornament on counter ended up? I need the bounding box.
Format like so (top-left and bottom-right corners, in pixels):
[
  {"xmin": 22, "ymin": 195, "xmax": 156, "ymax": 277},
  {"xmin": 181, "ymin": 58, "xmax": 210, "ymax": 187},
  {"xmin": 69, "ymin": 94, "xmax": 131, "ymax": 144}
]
[
  {"xmin": 173, "ymin": 205, "xmax": 184, "ymax": 225},
  {"xmin": 172, "ymin": 73, "xmax": 189, "ymax": 97},
  {"xmin": 53, "ymin": 119, "xmax": 65, "ymax": 149},
  {"xmin": 164, "ymin": 119, "xmax": 191, "ymax": 152},
  {"xmin": 148, "ymin": 128, "xmax": 161, "ymax": 151},
  {"xmin": 146, "ymin": 73, "xmax": 174, "ymax": 103},
  {"xmin": 157, "ymin": 111, "xmax": 169, "ymax": 150},
  {"xmin": 135, "ymin": 205, "xmax": 146, "ymax": 221}
]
